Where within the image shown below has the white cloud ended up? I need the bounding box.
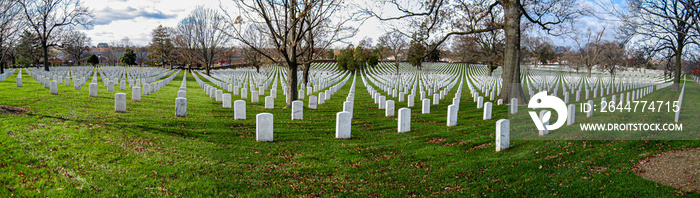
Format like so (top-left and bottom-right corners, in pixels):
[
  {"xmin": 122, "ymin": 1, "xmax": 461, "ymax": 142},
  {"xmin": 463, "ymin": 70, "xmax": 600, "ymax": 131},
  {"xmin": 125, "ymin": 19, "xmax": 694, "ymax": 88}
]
[
  {"xmin": 78, "ymin": 0, "xmax": 622, "ymax": 49},
  {"xmin": 80, "ymin": 0, "xmax": 221, "ymax": 46}
]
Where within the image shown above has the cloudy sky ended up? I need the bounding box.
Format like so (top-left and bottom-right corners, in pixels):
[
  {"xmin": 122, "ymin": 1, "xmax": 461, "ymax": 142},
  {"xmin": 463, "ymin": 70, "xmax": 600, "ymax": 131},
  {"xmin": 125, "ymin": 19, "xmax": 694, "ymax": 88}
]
[
  {"xmin": 78, "ymin": 0, "xmax": 620, "ymax": 48},
  {"xmin": 78, "ymin": 0, "xmax": 387, "ymax": 47},
  {"xmin": 79, "ymin": 0, "xmax": 219, "ymax": 46}
]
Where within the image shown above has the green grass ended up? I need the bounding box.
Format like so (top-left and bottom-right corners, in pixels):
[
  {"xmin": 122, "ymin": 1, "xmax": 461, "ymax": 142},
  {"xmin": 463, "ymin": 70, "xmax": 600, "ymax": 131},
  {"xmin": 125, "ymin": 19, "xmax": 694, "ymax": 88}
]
[{"xmin": 1, "ymin": 67, "xmax": 699, "ymax": 197}]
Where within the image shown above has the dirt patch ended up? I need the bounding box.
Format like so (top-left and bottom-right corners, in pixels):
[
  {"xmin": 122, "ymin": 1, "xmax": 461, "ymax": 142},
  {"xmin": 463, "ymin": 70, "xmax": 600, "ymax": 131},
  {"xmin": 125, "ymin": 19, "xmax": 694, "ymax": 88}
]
[
  {"xmin": 634, "ymin": 149, "xmax": 700, "ymax": 192},
  {"xmin": 0, "ymin": 105, "xmax": 29, "ymax": 115}
]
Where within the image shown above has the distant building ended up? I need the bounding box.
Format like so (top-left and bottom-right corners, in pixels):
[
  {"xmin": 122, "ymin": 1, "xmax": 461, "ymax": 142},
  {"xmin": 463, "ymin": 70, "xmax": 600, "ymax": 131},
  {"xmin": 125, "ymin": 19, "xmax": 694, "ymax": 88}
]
[{"xmin": 97, "ymin": 43, "xmax": 109, "ymax": 49}]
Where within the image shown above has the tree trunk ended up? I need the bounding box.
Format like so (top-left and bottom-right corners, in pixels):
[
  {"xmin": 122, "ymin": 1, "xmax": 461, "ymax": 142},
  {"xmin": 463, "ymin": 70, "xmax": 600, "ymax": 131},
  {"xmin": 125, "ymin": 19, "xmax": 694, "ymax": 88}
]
[
  {"xmin": 672, "ymin": 35, "xmax": 684, "ymax": 91},
  {"xmin": 42, "ymin": 40, "xmax": 49, "ymax": 71},
  {"xmin": 395, "ymin": 57, "xmax": 400, "ymax": 75},
  {"xmin": 587, "ymin": 66, "xmax": 592, "ymax": 77},
  {"xmin": 302, "ymin": 63, "xmax": 310, "ymax": 85},
  {"xmin": 488, "ymin": 63, "xmax": 494, "ymax": 76},
  {"xmin": 257, "ymin": 65, "xmax": 261, "ymax": 73},
  {"xmin": 498, "ymin": 0, "xmax": 527, "ymax": 104},
  {"xmin": 206, "ymin": 64, "xmax": 210, "ymax": 75},
  {"xmin": 285, "ymin": 63, "xmax": 298, "ymax": 108}
]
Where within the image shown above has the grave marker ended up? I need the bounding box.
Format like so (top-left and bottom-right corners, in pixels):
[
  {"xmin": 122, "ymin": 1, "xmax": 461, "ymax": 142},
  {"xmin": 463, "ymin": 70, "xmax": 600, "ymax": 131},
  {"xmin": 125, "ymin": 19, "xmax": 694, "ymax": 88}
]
[
  {"xmin": 495, "ymin": 119, "xmax": 509, "ymax": 152},
  {"xmin": 256, "ymin": 113, "xmax": 274, "ymax": 142},
  {"xmin": 292, "ymin": 100, "xmax": 303, "ymax": 120},
  {"xmin": 115, "ymin": 93, "xmax": 127, "ymax": 113},
  {"xmin": 336, "ymin": 111, "xmax": 352, "ymax": 139},
  {"xmin": 398, "ymin": 108, "xmax": 411, "ymax": 133},
  {"xmin": 235, "ymin": 100, "xmax": 246, "ymax": 120}
]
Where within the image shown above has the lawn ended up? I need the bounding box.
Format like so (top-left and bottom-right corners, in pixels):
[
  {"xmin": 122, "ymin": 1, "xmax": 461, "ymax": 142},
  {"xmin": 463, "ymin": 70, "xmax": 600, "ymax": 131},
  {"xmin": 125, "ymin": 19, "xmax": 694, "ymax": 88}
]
[{"xmin": 0, "ymin": 66, "xmax": 699, "ymax": 197}]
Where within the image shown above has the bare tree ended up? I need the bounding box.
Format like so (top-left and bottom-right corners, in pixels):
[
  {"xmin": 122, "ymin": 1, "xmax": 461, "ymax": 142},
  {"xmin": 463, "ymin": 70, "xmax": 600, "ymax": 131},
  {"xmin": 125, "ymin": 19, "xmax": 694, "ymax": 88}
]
[
  {"xmin": 367, "ymin": 0, "xmax": 582, "ymax": 103},
  {"xmin": 378, "ymin": 30, "xmax": 407, "ymax": 75},
  {"xmin": 19, "ymin": 0, "xmax": 92, "ymax": 71},
  {"xmin": 103, "ymin": 38, "xmax": 129, "ymax": 66},
  {"xmin": 599, "ymin": 40, "xmax": 626, "ymax": 77},
  {"xmin": 134, "ymin": 46, "xmax": 149, "ymax": 67},
  {"xmin": 222, "ymin": 0, "xmax": 356, "ymax": 107},
  {"xmin": 611, "ymin": 0, "xmax": 699, "ymax": 90},
  {"xmin": 569, "ymin": 28, "xmax": 605, "ymax": 77},
  {"xmin": 299, "ymin": 5, "xmax": 355, "ymax": 86},
  {"xmin": 239, "ymin": 25, "xmax": 267, "ymax": 73},
  {"xmin": 61, "ymin": 30, "xmax": 91, "ymax": 65},
  {"xmin": 455, "ymin": 30, "xmax": 504, "ymax": 76},
  {"xmin": 522, "ymin": 36, "xmax": 556, "ymax": 66},
  {"xmin": 173, "ymin": 31, "xmax": 197, "ymax": 70},
  {"xmin": 177, "ymin": 6, "xmax": 228, "ymax": 75},
  {"xmin": 0, "ymin": 0, "xmax": 19, "ymax": 74},
  {"xmin": 103, "ymin": 46, "xmax": 119, "ymax": 66}
]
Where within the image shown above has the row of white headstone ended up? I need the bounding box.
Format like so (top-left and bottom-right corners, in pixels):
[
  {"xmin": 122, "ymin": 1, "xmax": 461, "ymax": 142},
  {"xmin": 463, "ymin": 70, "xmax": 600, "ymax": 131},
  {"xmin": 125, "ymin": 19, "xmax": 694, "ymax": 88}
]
[{"xmin": 0, "ymin": 69, "xmax": 17, "ymax": 82}]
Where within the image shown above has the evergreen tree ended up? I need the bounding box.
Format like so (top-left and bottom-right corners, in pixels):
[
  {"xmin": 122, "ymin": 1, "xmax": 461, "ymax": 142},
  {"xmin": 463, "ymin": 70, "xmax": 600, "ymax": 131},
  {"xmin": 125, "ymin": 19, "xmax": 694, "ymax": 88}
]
[
  {"xmin": 120, "ymin": 48, "xmax": 136, "ymax": 66},
  {"xmin": 149, "ymin": 25, "xmax": 175, "ymax": 67},
  {"xmin": 87, "ymin": 54, "xmax": 99, "ymax": 66}
]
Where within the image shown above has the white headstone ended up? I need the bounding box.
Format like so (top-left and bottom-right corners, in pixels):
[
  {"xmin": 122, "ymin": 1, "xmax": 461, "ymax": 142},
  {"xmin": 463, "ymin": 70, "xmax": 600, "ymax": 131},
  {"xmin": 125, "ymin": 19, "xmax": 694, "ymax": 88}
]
[
  {"xmin": 422, "ymin": 99, "xmax": 430, "ymax": 114},
  {"xmin": 216, "ymin": 90, "xmax": 223, "ymax": 102},
  {"xmin": 318, "ymin": 93, "xmax": 325, "ymax": 104},
  {"xmin": 251, "ymin": 91, "xmax": 259, "ymax": 103},
  {"xmin": 115, "ymin": 93, "xmax": 127, "ymax": 113},
  {"xmin": 483, "ymin": 102, "xmax": 493, "ymax": 120},
  {"xmin": 398, "ymin": 108, "xmax": 411, "ymax": 133},
  {"xmin": 336, "ymin": 111, "xmax": 352, "ymax": 139},
  {"xmin": 132, "ymin": 86, "xmax": 141, "ymax": 101},
  {"xmin": 620, "ymin": 93, "xmax": 625, "ymax": 104},
  {"xmin": 378, "ymin": 96, "xmax": 386, "ymax": 109},
  {"xmin": 292, "ymin": 100, "xmax": 303, "ymax": 120},
  {"xmin": 510, "ymin": 98, "xmax": 518, "ymax": 114},
  {"xmin": 538, "ymin": 110, "xmax": 550, "ymax": 136},
  {"xmin": 385, "ymin": 100, "xmax": 395, "ymax": 117},
  {"xmin": 343, "ymin": 101, "xmax": 354, "ymax": 119},
  {"xmin": 50, "ymin": 81, "xmax": 58, "ymax": 95},
  {"xmin": 587, "ymin": 100, "xmax": 593, "ymax": 117},
  {"xmin": 447, "ymin": 104, "xmax": 457, "ymax": 126},
  {"xmin": 567, "ymin": 104, "xmax": 575, "ymax": 125},
  {"xmin": 143, "ymin": 84, "xmax": 150, "ymax": 95},
  {"xmin": 89, "ymin": 83, "xmax": 98, "ymax": 97},
  {"xmin": 433, "ymin": 94, "xmax": 439, "ymax": 105},
  {"xmin": 234, "ymin": 100, "xmax": 246, "ymax": 120},
  {"xmin": 309, "ymin": 95, "xmax": 318, "ymax": 109},
  {"xmin": 256, "ymin": 113, "xmax": 274, "ymax": 142},
  {"xmin": 408, "ymin": 94, "xmax": 415, "ymax": 107},
  {"xmin": 265, "ymin": 96, "xmax": 274, "ymax": 109},
  {"xmin": 495, "ymin": 119, "xmax": 510, "ymax": 152},
  {"xmin": 576, "ymin": 91, "xmax": 580, "ymax": 102},
  {"xmin": 223, "ymin": 94, "xmax": 232, "ymax": 108},
  {"xmin": 241, "ymin": 88, "xmax": 248, "ymax": 99},
  {"xmin": 477, "ymin": 96, "xmax": 484, "ymax": 108}
]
